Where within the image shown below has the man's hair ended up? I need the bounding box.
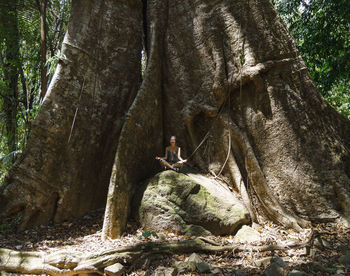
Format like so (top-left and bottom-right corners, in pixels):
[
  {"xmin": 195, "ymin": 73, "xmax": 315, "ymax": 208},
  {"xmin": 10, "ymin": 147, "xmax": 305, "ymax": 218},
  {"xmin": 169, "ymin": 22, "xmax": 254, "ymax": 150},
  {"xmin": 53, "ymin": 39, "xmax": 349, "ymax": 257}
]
[{"xmin": 170, "ymin": 136, "xmax": 176, "ymax": 140}]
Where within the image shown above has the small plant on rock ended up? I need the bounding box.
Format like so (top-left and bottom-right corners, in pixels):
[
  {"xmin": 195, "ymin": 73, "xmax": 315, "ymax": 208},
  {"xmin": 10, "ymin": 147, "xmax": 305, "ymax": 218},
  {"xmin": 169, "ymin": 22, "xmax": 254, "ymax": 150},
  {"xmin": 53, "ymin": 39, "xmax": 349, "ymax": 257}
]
[{"xmin": 138, "ymin": 231, "xmax": 159, "ymax": 241}]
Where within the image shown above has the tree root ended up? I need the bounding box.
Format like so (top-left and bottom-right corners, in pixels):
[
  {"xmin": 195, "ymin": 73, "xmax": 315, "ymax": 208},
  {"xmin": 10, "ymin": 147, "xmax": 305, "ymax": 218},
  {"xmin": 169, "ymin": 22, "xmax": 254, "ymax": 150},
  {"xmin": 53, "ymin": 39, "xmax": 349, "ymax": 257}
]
[
  {"xmin": 0, "ymin": 231, "xmax": 328, "ymax": 275},
  {"xmin": 221, "ymin": 116, "xmax": 310, "ymax": 230}
]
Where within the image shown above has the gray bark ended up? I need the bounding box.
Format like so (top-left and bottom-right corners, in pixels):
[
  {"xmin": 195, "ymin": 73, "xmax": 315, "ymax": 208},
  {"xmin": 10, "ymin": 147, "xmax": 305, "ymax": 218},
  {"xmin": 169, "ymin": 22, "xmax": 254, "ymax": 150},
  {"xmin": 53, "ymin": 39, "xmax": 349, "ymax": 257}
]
[
  {"xmin": 103, "ymin": 0, "xmax": 350, "ymax": 237},
  {"xmin": 0, "ymin": 0, "xmax": 349, "ymax": 237},
  {"xmin": 0, "ymin": 0, "xmax": 142, "ymax": 229},
  {"xmin": 102, "ymin": 0, "xmax": 164, "ymax": 239}
]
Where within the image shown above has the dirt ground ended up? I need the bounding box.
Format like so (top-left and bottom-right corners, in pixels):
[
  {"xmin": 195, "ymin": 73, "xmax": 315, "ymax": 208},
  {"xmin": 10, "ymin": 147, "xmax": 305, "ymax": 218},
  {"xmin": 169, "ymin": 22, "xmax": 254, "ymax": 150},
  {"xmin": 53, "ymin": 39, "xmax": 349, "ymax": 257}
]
[{"xmin": 1, "ymin": 208, "xmax": 350, "ymax": 275}]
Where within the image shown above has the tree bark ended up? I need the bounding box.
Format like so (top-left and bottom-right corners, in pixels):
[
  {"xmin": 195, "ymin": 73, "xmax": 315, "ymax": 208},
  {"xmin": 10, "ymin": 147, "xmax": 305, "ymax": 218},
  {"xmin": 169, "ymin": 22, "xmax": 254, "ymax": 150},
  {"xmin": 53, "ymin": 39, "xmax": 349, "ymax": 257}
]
[
  {"xmin": 39, "ymin": 0, "xmax": 48, "ymax": 100},
  {"xmin": 102, "ymin": 0, "xmax": 165, "ymax": 239},
  {"xmin": 103, "ymin": 0, "xmax": 350, "ymax": 237},
  {"xmin": 0, "ymin": 0, "xmax": 142, "ymax": 229},
  {"xmin": 0, "ymin": 0, "xmax": 349, "ymax": 236}
]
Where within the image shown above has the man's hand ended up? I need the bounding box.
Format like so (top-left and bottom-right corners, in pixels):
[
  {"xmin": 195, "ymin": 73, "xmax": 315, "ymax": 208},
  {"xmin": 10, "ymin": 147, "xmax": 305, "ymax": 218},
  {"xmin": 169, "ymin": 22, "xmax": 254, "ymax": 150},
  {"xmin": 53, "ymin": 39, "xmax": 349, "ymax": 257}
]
[{"xmin": 155, "ymin": 156, "xmax": 160, "ymax": 160}]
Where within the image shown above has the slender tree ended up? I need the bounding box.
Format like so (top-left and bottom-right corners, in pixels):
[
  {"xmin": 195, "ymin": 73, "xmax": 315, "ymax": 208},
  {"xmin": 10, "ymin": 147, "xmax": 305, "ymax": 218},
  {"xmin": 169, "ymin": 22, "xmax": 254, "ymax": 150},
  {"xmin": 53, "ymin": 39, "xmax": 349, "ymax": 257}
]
[
  {"xmin": 0, "ymin": 0, "xmax": 20, "ymax": 159},
  {"xmin": 38, "ymin": 0, "xmax": 48, "ymax": 100},
  {"xmin": 0, "ymin": 0, "xmax": 71, "ymax": 181}
]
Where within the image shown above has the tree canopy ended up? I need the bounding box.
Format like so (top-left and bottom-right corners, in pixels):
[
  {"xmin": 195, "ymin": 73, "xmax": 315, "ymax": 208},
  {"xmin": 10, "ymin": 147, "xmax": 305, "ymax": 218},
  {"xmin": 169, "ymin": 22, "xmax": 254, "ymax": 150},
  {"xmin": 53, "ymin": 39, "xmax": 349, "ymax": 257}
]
[
  {"xmin": 274, "ymin": 0, "xmax": 350, "ymax": 118},
  {"xmin": 0, "ymin": 0, "xmax": 71, "ymax": 181}
]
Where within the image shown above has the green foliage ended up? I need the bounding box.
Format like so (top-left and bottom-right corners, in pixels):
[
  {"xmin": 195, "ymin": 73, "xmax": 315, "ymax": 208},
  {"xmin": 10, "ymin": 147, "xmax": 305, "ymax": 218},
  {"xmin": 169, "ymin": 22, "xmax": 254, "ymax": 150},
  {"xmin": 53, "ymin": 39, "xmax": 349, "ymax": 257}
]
[
  {"xmin": 0, "ymin": 220, "xmax": 10, "ymax": 236},
  {"xmin": 0, "ymin": 150, "xmax": 22, "ymax": 166},
  {"xmin": 138, "ymin": 231, "xmax": 159, "ymax": 240},
  {"xmin": 0, "ymin": 0, "xmax": 71, "ymax": 184},
  {"xmin": 0, "ymin": 214, "xmax": 21, "ymax": 236},
  {"xmin": 274, "ymin": 0, "xmax": 350, "ymax": 118},
  {"xmin": 325, "ymin": 80, "xmax": 350, "ymax": 119}
]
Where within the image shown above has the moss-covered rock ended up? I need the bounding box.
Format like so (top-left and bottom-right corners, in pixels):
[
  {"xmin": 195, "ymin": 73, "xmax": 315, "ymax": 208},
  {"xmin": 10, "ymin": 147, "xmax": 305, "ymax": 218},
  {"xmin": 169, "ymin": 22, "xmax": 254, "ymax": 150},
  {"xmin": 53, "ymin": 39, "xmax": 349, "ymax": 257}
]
[{"xmin": 135, "ymin": 170, "xmax": 250, "ymax": 235}]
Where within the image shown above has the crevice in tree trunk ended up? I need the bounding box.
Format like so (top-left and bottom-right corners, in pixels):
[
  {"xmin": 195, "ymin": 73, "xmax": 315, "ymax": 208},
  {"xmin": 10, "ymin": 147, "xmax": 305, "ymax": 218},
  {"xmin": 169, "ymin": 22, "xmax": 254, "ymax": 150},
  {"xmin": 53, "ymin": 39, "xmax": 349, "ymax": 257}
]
[
  {"xmin": 142, "ymin": 0, "xmax": 148, "ymax": 56},
  {"xmin": 102, "ymin": 3, "xmax": 164, "ymax": 238},
  {"xmin": 51, "ymin": 192, "xmax": 60, "ymax": 223},
  {"xmin": 186, "ymin": 112, "xmax": 214, "ymax": 171},
  {"xmin": 160, "ymin": 0, "xmax": 169, "ymax": 149}
]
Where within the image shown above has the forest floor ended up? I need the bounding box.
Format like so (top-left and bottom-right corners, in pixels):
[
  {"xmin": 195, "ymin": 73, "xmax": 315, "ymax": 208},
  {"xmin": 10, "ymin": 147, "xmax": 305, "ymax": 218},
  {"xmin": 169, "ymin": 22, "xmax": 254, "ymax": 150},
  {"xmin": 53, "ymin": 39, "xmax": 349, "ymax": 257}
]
[{"xmin": 0, "ymin": 208, "xmax": 350, "ymax": 275}]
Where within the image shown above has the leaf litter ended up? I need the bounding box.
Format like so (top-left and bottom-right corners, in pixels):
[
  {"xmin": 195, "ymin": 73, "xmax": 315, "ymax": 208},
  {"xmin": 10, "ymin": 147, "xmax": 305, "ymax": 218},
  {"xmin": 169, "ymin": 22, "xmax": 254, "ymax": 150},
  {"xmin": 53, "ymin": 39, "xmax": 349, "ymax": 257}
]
[{"xmin": 0, "ymin": 208, "xmax": 349, "ymax": 275}]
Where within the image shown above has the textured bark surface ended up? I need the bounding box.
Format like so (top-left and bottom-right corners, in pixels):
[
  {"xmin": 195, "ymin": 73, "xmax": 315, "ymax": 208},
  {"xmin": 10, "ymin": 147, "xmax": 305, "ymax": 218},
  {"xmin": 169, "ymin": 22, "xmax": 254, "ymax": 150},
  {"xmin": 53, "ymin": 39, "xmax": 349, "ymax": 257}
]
[
  {"xmin": 0, "ymin": 0, "xmax": 349, "ymax": 238},
  {"xmin": 103, "ymin": 0, "xmax": 350, "ymax": 237},
  {"xmin": 0, "ymin": 0, "xmax": 142, "ymax": 229},
  {"xmin": 102, "ymin": 1, "xmax": 164, "ymax": 238},
  {"xmin": 40, "ymin": 0, "xmax": 48, "ymax": 100}
]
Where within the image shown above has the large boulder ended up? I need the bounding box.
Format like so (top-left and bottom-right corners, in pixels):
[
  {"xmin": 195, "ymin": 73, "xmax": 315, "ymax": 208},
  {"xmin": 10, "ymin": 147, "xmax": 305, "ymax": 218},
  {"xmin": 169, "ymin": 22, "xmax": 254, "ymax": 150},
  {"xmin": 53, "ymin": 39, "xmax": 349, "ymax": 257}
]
[{"xmin": 134, "ymin": 170, "xmax": 250, "ymax": 235}]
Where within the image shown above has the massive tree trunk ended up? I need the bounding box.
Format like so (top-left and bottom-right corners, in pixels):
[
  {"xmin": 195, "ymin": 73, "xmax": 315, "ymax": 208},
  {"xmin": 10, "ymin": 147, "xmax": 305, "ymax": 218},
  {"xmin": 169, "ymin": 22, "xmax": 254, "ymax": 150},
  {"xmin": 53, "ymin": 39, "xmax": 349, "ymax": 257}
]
[
  {"xmin": 0, "ymin": 0, "xmax": 349, "ymax": 237},
  {"xmin": 103, "ymin": 0, "xmax": 350, "ymax": 237},
  {"xmin": 0, "ymin": 0, "xmax": 142, "ymax": 229}
]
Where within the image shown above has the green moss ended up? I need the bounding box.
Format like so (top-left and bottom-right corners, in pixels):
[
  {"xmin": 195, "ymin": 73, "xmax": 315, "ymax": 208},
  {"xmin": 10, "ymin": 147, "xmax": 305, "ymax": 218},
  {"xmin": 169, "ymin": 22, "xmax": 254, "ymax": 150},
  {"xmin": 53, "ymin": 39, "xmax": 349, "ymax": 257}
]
[{"xmin": 137, "ymin": 170, "xmax": 250, "ymax": 235}]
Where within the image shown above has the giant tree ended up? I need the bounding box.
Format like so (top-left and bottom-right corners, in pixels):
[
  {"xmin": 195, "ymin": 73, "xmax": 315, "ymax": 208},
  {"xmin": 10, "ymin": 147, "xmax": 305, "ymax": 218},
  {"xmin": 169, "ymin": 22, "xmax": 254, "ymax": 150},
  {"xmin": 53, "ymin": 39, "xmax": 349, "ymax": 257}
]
[
  {"xmin": 0, "ymin": 0, "xmax": 349, "ymax": 242},
  {"xmin": 0, "ymin": 0, "xmax": 142, "ymax": 229}
]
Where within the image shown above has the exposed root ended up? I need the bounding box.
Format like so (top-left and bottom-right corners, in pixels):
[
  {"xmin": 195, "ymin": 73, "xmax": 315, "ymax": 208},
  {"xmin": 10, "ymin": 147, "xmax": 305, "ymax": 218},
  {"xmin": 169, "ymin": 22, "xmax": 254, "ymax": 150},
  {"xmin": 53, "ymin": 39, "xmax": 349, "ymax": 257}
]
[
  {"xmin": 197, "ymin": 237, "xmax": 221, "ymax": 246},
  {"xmin": 216, "ymin": 131, "xmax": 231, "ymax": 177},
  {"xmin": 0, "ymin": 230, "xmax": 329, "ymax": 275},
  {"xmin": 221, "ymin": 116, "xmax": 310, "ymax": 230},
  {"xmin": 227, "ymin": 153, "xmax": 257, "ymax": 223}
]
